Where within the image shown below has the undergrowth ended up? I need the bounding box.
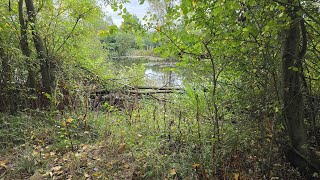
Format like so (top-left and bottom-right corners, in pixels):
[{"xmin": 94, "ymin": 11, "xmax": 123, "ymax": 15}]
[{"xmin": 0, "ymin": 96, "xmax": 304, "ymax": 179}]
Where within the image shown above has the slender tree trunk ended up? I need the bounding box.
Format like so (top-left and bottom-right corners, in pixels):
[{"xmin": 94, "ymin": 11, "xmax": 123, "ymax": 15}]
[
  {"xmin": 0, "ymin": 45, "xmax": 15, "ymax": 114},
  {"xmin": 0, "ymin": 45, "xmax": 8, "ymax": 112},
  {"xmin": 18, "ymin": 0, "xmax": 36, "ymax": 108},
  {"xmin": 25, "ymin": 0, "xmax": 54, "ymax": 107}
]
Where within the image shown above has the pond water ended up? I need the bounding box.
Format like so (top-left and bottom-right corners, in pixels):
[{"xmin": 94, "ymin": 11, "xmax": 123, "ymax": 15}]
[
  {"xmin": 113, "ymin": 58, "xmax": 183, "ymax": 87},
  {"xmin": 144, "ymin": 62, "xmax": 183, "ymax": 87}
]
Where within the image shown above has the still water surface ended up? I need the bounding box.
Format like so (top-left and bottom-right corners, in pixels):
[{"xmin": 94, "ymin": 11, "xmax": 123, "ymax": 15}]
[
  {"xmin": 113, "ymin": 59, "xmax": 183, "ymax": 87},
  {"xmin": 144, "ymin": 62, "xmax": 183, "ymax": 87}
]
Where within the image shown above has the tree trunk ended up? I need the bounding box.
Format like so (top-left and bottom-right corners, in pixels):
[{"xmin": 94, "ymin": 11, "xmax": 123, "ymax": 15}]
[
  {"xmin": 18, "ymin": 0, "xmax": 37, "ymax": 108},
  {"xmin": 25, "ymin": 0, "xmax": 54, "ymax": 107},
  {"xmin": 281, "ymin": 1, "xmax": 320, "ymax": 172},
  {"xmin": 0, "ymin": 45, "xmax": 8, "ymax": 112},
  {"xmin": 0, "ymin": 45, "xmax": 15, "ymax": 114},
  {"xmin": 282, "ymin": 7, "xmax": 306, "ymax": 154}
]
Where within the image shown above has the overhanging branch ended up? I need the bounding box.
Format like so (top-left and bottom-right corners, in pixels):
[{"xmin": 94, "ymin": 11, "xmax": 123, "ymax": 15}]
[
  {"xmin": 55, "ymin": 16, "xmax": 81, "ymax": 53},
  {"xmin": 54, "ymin": 7, "xmax": 94, "ymax": 53}
]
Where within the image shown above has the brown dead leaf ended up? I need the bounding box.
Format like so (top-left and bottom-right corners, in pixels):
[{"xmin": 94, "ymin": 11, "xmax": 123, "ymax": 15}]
[
  {"xmin": 32, "ymin": 150, "xmax": 39, "ymax": 156},
  {"xmin": 52, "ymin": 165, "xmax": 62, "ymax": 172},
  {"xmin": 42, "ymin": 171, "xmax": 53, "ymax": 178},
  {"xmin": 67, "ymin": 174, "xmax": 73, "ymax": 180},
  {"xmin": 203, "ymin": 169, "xmax": 209, "ymax": 179},
  {"xmin": 124, "ymin": 163, "xmax": 130, "ymax": 169},
  {"xmin": 84, "ymin": 173, "xmax": 90, "ymax": 178},
  {"xmin": 118, "ymin": 143, "xmax": 126, "ymax": 153},
  {"xmin": 106, "ymin": 160, "xmax": 116, "ymax": 169},
  {"xmin": 82, "ymin": 144, "xmax": 89, "ymax": 150}
]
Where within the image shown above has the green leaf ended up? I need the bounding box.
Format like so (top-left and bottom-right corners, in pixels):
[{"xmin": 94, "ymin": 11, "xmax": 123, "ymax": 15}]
[
  {"xmin": 139, "ymin": 0, "xmax": 145, "ymax": 4},
  {"xmin": 278, "ymin": 12, "xmax": 284, "ymax": 18},
  {"xmin": 288, "ymin": 66, "xmax": 299, "ymax": 72}
]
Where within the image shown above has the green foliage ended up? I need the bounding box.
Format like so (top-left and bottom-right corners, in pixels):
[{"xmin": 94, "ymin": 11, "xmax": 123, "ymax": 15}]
[
  {"xmin": 115, "ymin": 32, "xmax": 136, "ymax": 56},
  {"xmin": 0, "ymin": 112, "xmax": 52, "ymax": 149},
  {"xmin": 0, "ymin": 0, "xmax": 320, "ymax": 179}
]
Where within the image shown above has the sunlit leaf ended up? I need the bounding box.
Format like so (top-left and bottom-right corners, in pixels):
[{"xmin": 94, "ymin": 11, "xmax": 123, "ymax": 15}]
[
  {"xmin": 0, "ymin": 160, "xmax": 9, "ymax": 169},
  {"xmin": 234, "ymin": 173, "xmax": 240, "ymax": 180},
  {"xmin": 169, "ymin": 168, "xmax": 176, "ymax": 175}
]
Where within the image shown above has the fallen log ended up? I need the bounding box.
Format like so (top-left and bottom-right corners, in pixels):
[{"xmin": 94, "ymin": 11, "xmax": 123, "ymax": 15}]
[
  {"xmin": 130, "ymin": 86, "xmax": 183, "ymax": 91},
  {"xmin": 126, "ymin": 90, "xmax": 183, "ymax": 95}
]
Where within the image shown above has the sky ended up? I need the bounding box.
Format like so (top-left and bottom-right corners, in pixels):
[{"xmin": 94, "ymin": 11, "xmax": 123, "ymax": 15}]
[{"xmin": 104, "ymin": 0, "xmax": 150, "ymax": 27}]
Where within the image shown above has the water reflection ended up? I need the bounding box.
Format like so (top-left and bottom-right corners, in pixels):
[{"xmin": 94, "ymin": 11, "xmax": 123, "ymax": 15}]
[
  {"xmin": 113, "ymin": 59, "xmax": 183, "ymax": 87},
  {"xmin": 144, "ymin": 66, "xmax": 183, "ymax": 87}
]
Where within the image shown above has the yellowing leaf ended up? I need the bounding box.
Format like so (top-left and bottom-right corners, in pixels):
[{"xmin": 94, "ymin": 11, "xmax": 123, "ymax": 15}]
[
  {"xmin": 137, "ymin": 134, "xmax": 143, "ymax": 138},
  {"xmin": 180, "ymin": 10, "xmax": 184, "ymax": 16},
  {"xmin": 234, "ymin": 173, "xmax": 240, "ymax": 180},
  {"xmin": 66, "ymin": 118, "xmax": 73, "ymax": 123},
  {"xmin": 0, "ymin": 160, "xmax": 9, "ymax": 169},
  {"xmin": 92, "ymin": 172, "xmax": 100, "ymax": 177},
  {"xmin": 32, "ymin": 150, "xmax": 39, "ymax": 155},
  {"xmin": 169, "ymin": 168, "xmax": 177, "ymax": 175},
  {"xmin": 192, "ymin": 163, "xmax": 200, "ymax": 169},
  {"xmin": 192, "ymin": 0, "xmax": 197, "ymax": 7}
]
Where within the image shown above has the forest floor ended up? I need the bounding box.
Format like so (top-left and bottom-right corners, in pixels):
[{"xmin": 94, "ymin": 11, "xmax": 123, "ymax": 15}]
[{"xmin": 0, "ymin": 111, "xmax": 308, "ymax": 179}]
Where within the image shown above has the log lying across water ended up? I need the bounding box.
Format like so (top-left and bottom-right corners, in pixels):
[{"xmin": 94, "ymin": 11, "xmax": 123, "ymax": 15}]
[
  {"xmin": 126, "ymin": 86, "xmax": 184, "ymax": 95},
  {"xmin": 129, "ymin": 86, "xmax": 183, "ymax": 91},
  {"xmin": 126, "ymin": 89, "xmax": 183, "ymax": 95}
]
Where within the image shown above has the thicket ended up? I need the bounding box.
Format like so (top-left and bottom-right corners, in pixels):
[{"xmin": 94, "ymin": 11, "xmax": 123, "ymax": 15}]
[{"xmin": 0, "ymin": 0, "xmax": 320, "ymax": 179}]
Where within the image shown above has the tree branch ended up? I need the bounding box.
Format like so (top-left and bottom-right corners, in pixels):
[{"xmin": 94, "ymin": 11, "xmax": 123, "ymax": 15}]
[
  {"xmin": 157, "ymin": 29, "xmax": 206, "ymax": 58},
  {"xmin": 55, "ymin": 7, "xmax": 94, "ymax": 53},
  {"xmin": 55, "ymin": 16, "xmax": 81, "ymax": 53},
  {"xmin": 271, "ymin": 0, "xmax": 320, "ymax": 25},
  {"xmin": 299, "ymin": 19, "xmax": 307, "ymax": 59}
]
